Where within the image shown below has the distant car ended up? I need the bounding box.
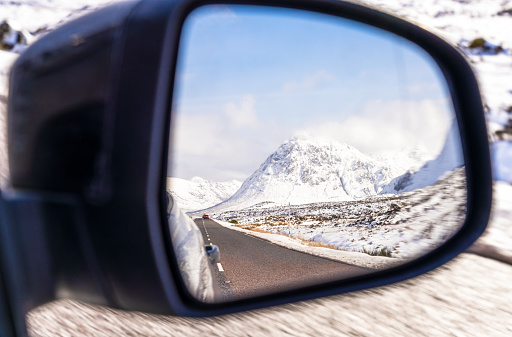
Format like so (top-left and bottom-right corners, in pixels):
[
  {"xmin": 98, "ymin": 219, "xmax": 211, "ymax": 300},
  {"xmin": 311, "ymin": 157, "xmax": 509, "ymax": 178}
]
[{"xmin": 203, "ymin": 214, "xmax": 210, "ymax": 219}]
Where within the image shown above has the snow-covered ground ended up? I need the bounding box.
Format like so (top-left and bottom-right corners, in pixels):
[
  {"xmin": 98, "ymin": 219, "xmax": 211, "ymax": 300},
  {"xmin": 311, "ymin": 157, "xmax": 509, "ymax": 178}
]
[
  {"xmin": 0, "ymin": 51, "xmax": 17, "ymax": 95},
  {"xmin": 0, "ymin": 0, "xmax": 124, "ymax": 35},
  {"xmin": 26, "ymin": 253, "xmax": 512, "ymax": 337},
  {"xmin": 213, "ymin": 167, "xmax": 466, "ymax": 262}
]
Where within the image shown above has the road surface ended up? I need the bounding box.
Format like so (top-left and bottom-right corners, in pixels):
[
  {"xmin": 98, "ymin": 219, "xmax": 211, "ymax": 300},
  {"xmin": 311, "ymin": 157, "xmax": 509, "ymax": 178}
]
[{"xmin": 195, "ymin": 218, "xmax": 371, "ymax": 300}]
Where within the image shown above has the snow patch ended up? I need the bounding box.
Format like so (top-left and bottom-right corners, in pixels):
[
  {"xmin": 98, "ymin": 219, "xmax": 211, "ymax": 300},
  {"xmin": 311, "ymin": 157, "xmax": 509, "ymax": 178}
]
[
  {"xmin": 382, "ymin": 121, "xmax": 464, "ymax": 193},
  {"xmin": 167, "ymin": 177, "xmax": 242, "ymax": 213}
]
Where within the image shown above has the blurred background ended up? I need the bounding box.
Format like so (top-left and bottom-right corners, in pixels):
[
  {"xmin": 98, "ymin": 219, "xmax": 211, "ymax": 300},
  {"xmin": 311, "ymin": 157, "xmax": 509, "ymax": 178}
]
[{"xmin": 1, "ymin": 0, "xmax": 511, "ymax": 335}]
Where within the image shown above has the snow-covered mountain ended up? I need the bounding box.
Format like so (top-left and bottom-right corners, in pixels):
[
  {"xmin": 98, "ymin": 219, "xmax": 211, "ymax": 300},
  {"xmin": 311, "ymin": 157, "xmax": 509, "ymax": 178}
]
[
  {"xmin": 198, "ymin": 136, "xmax": 407, "ymax": 213},
  {"xmin": 167, "ymin": 177, "xmax": 242, "ymax": 212},
  {"xmin": 381, "ymin": 121, "xmax": 464, "ymax": 193},
  {"xmin": 371, "ymin": 146, "xmax": 434, "ymax": 174}
]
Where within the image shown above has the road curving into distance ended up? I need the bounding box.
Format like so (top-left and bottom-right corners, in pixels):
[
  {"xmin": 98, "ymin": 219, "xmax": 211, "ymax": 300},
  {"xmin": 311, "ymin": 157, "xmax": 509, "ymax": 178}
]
[{"xmin": 195, "ymin": 218, "xmax": 372, "ymax": 300}]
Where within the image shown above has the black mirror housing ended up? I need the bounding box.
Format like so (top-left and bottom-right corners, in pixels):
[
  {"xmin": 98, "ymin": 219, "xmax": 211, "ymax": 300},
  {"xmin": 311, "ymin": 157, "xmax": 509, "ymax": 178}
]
[{"xmin": 2, "ymin": 0, "xmax": 491, "ymax": 329}]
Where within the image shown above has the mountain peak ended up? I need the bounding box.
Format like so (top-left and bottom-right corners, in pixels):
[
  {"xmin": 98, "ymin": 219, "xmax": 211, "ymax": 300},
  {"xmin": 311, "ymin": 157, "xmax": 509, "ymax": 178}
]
[
  {"xmin": 199, "ymin": 136, "xmax": 402, "ymax": 213},
  {"xmin": 284, "ymin": 134, "xmax": 352, "ymax": 150},
  {"xmin": 190, "ymin": 176, "xmax": 207, "ymax": 184}
]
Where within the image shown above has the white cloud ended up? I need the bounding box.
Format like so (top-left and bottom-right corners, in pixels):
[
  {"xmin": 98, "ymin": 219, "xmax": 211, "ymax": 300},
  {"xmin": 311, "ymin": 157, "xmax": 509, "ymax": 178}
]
[
  {"xmin": 223, "ymin": 94, "xmax": 259, "ymax": 128},
  {"xmin": 170, "ymin": 96, "xmax": 457, "ymax": 182},
  {"xmin": 283, "ymin": 70, "xmax": 335, "ymax": 93},
  {"xmin": 407, "ymin": 82, "xmax": 441, "ymax": 95},
  {"xmin": 295, "ymin": 99, "xmax": 455, "ymax": 157},
  {"xmin": 170, "ymin": 95, "xmax": 272, "ymax": 181}
]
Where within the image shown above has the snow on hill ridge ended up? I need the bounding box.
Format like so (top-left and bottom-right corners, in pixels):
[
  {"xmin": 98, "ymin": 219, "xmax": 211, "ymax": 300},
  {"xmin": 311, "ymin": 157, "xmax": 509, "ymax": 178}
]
[
  {"xmin": 381, "ymin": 121, "xmax": 464, "ymax": 193},
  {"xmin": 198, "ymin": 135, "xmax": 406, "ymax": 213},
  {"xmin": 167, "ymin": 177, "xmax": 242, "ymax": 213},
  {"xmin": 370, "ymin": 145, "xmax": 434, "ymax": 173}
]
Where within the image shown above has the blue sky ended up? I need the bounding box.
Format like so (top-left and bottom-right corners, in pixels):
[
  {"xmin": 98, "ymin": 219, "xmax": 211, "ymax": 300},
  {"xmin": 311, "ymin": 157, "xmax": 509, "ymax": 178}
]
[{"xmin": 169, "ymin": 5, "xmax": 457, "ymax": 181}]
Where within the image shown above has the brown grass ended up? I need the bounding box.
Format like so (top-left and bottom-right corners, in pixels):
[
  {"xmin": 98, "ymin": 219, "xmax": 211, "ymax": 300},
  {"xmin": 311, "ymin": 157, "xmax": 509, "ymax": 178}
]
[
  {"xmin": 235, "ymin": 224, "xmax": 338, "ymax": 250},
  {"xmin": 299, "ymin": 238, "xmax": 338, "ymax": 250}
]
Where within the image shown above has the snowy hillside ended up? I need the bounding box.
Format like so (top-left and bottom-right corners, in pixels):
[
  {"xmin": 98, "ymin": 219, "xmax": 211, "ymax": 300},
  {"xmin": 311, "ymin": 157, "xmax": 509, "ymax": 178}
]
[
  {"xmin": 382, "ymin": 121, "xmax": 464, "ymax": 193},
  {"xmin": 217, "ymin": 167, "xmax": 467, "ymax": 260},
  {"xmin": 198, "ymin": 136, "xmax": 416, "ymax": 214},
  {"xmin": 167, "ymin": 177, "xmax": 242, "ymax": 212},
  {"xmin": 370, "ymin": 146, "xmax": 433, "ymax": 174},
  {"xmin": 0, "ymin": 0, "xmax": 124, "ymax": 36}
]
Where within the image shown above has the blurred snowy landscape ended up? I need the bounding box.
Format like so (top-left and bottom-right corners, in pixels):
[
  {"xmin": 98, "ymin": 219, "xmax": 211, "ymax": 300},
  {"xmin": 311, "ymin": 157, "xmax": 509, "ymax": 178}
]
[{"xmin": 1, "ymin": 0, "xmax": 512, "ymax": 336}]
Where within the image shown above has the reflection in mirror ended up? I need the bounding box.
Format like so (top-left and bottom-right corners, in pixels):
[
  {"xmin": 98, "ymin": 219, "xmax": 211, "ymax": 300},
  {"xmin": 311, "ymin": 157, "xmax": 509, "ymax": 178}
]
[{"xmin": 167, "ymin": 5, "xmax": 466, "ymax": 303}]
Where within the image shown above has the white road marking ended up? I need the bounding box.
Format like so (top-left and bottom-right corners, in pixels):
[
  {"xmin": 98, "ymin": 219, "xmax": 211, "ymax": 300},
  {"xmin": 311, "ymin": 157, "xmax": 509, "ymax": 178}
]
[{"xmin": 217, "ymin": 263, "xmax": 224, "ymax": 272}]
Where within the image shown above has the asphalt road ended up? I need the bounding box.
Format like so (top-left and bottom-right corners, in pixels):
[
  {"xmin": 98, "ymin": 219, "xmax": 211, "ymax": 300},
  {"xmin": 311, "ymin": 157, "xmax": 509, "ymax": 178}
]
[{"xmin": 195, "ymin": 218, "xmax": 371, "ymax": 300}]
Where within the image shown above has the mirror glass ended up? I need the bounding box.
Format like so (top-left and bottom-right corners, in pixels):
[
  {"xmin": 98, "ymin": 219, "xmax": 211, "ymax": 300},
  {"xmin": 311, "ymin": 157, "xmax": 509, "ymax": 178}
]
[{"xmin": 166, "ymin": 5, "xmax": 466, "ymax": 303}]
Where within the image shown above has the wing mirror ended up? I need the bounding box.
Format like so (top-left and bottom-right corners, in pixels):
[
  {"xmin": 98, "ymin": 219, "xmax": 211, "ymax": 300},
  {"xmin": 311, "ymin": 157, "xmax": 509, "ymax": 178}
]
[{"xmin": 1, "ymin": 0, "xmax": 491, "ymax": 332}]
